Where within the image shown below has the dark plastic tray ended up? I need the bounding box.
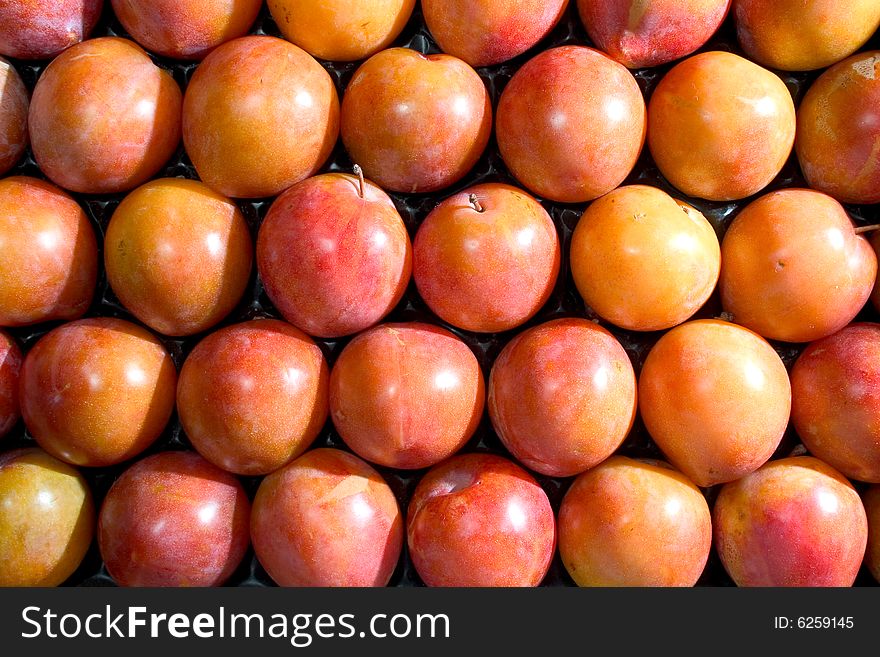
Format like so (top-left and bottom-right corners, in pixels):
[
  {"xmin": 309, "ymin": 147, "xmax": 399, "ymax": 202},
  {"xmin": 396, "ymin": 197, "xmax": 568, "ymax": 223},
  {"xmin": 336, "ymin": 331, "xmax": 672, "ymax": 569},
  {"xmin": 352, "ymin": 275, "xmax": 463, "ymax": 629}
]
[{"xmin": 3, "ymin": 2, "xmax": 879, "ymax": 587}]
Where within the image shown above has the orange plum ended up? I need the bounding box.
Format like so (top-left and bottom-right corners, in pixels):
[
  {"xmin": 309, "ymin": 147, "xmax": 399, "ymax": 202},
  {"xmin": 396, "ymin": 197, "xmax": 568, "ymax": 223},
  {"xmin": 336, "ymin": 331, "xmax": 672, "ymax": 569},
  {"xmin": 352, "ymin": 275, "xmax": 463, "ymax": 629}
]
[
  {"xmin": 0, "ymin": 58, "xmax": 28, "ymax": 176},
  {"xmin": 0, "ymin": 448, "xmax": 94, "ymax": 587},
  {"xmin": 577, "ymin": 0, "xmax": 730, "ymax": 68},
  {"xmin": 29, "ymin": 37, "xmax": 182, "ymax": 195},
  {"xmin": 183, "ymin": 36, "xmax": 339, "ymax": 198},
  {"xmin": 796, "ymin": 51, "xmax": 880, "ymax": 205},
  {"xmin": 340, "ymin": 48, "xmax": 492, "ymax": 194},
  {"xmin": 0, "ymin": 0, "xmax": 102, "ymax": 60},
  {"xmin": 251, "ymin": 448, "xmax": 403, "ymax": 587},
  {"xmin": 734, "ymin": 0, "xmax": 880, "ymax": 71},
  {"xmin": 422, "ymin": 0, "xmax": 568, "ymax": 67},
  {"xmin": 329, "ymin": 323, "xmax": 484, "ymax": 470},
  {"xmin": 177, "ymin": 320, "xmax": 329, "ymax": 477},
  {"xmin": 20, "ymin": 318, "xmax": 177, "ymax": 468},
  {"xmin": 720, "ymin": 189, "xmax": 876, "ymax": 343},
  {"xmin": 413, "ymin": 183, "xmax": 560, "ymax": 333},
  {"xmin": 268, "ymin": 0, "xmax": 416, "ymax": 62},
  {"xmin": 111, "ymin": 0, "xmax": 262, "ymax": 60},
  {"xmin": 647, "ymin": 51, "xmax": 795, "ymax": 201},
  {"xmin": 639, "ymin": 319, "xmax": 791, "ymax": 487},
  {"xmin": 105, "ymin": 178, "xmax": 253, "ymax": 337},
  {"xmin": 488, "ymin": 318, "xmax": 636, "ymax": 477},
  {"xmin": 571, "ymin": 185, "xmax": 720, "ymax": 331},
  {"xmin": 559, "ymin": 456, "xmax": 711, "ymax": 586}
]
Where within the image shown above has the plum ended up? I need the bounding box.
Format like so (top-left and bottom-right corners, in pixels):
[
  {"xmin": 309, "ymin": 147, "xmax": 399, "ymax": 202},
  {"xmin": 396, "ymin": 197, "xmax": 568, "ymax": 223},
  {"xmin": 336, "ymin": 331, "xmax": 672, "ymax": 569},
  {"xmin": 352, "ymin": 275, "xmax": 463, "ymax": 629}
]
[
  {"xmin": 268, "ymin": 0, "xmax": 416, "ymax": 62},
  {"xmin": 0, "ymin": 176, "xmax": 97, "ymax": 327},
  {"xmin": 0, "ymin": 0, "xmax": 102, "ymax": 60},
  {"xmin": 714, "ymin": 456, "xmax": 868, "ymax": 587},
  {"xmin": 496, "ymin": 46, "xmax": 645, "ymax": 203},
  {"xmin": 28, "ymin": 37, "xmax": 182, "ymax": 195},
  {"xmin": 407, "ymin": 453, "xmax": 556, "ymax": 587},
  {"xmin": 734, "ymin": 0, "xmax": 880, "ymax": 71},
  {"xmin": 257, "ymin": 170, "xmax": 411, "ymax": 339},
  {"xmin": 796, "ymin": 51, "xmax": 880, "ymax": 205},
  {"xmin": 20, "ymin": 318, "xmax": 177, "ymax": 467},
  {"xmin": 105, "ymin": 178, "xmax": 253, "ymax": 337},
  {"xmin": 0, "ymin": 57, "xmax": 28, "ymax": 176},
  {"xmin": 111, "ymin": 0, "xmax": 262, "ymax": 60},
  {"xmin": 720, "ymin": 189, "xmax": 876, "ymax": 343},
  {"xmin": 251, "ymin": 448, "xmax": 403, "ymax": 587},
  {"xmin": 340, "ymin": 48, "xmax": 492, "ymax": 194},
  {"xmin": 570, "ymin": 185, "xmax": 720, "ymax": 331},
  {"xmin": 177, "ymin": 320, "xmax": 329, "ymax": 477},
  {"xmin": 559, "ymin": 456, "xmax": 711, "ymax": 586},
  {"xmin": 647, "ymin": 51, "xmax": 795, "ymax": 201},
  {"xmin": 422, "ymin": 0, "xmax": 568, "ymax": 68},
  {"xmin": 577, "ymin": 0, "xmax": 730, "ymax": 68},
  {"xmin": 791, "ymin": 324, "xmax": 880, "ymax": 483},
  {"xmin": 639, "ymin": 319, "xmax": 791, "ymax": 487},
  {"xmin": 98, "ymin": 451, "xmax": 250, "ymax": 587},
  {"xmin": 488, "ymin": 318, "xmax": 636, "ymax": 477},
  {"xmin": 183, "ymin": 36, "xmax": 339, "ymax": 199},
  {"xmin": 413, "ymin": 183, "xmax": 560, "ymax": 333},
  {"xmin": 329, "ymin": 323, "xmax": 484, "ymax": 470},
  {"xmin": 0, "ymin": 448, "xmax": 94, "ymax": 587},
  {"xmin": 0, "ymin": 330, "xmax": 21, "ymax": 439}
]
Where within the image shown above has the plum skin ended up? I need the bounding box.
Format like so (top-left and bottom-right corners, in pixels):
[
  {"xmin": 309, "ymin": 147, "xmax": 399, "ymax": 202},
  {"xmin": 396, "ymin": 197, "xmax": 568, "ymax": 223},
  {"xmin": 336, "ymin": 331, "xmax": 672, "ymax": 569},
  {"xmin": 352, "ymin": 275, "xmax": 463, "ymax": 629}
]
[
  {"xmin": 719, "ymin": 189, "xmax": 877, "ymax": 343},
  {"xmin": 577, "ymin": 0, "xmax": 731, "ymax": 69},
  {"xmin": 796, "ymin": 51, "xmax": 880, "ymax": 205},
  {"xmin": 0, "ymin": 0, "xmax": 103, "ymax": 60},
  {"xmin": 268, "ymin": 0, "xmax": 416, "ymax": 62},
  {"xmin": 0, "ymin": 57, "xmax": 28, "ymax": 176},
  {"xmin": 422, "ymin": 0, "xmax": 569, "ymax": 68}
]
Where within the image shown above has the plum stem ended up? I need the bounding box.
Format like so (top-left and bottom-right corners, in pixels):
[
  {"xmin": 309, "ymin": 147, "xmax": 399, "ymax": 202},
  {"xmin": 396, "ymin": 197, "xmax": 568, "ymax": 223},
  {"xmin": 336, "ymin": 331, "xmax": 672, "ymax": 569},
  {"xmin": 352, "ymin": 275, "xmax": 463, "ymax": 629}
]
[
  {"xmin": 469, "ymin": 193, "xmax": 484, "ymax": 213},
  {"xmin": 855, "ymin": 224, "xmax": 880, "ymax": 235},
  {"xmin": 353, "ymin": 164, "xmax": 365, "ymax": 199}
]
